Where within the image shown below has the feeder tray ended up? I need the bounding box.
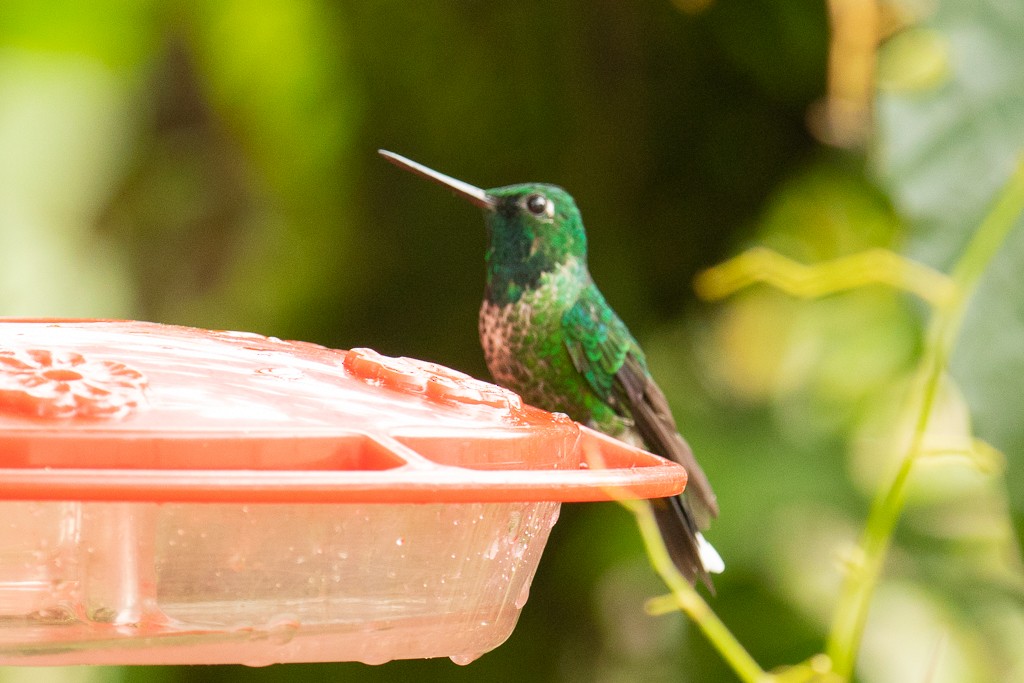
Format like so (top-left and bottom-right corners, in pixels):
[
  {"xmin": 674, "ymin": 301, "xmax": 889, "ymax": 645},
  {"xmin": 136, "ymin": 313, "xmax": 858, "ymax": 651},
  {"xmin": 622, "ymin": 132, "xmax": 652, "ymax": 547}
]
[{"xmin": 0, "ymin": 319, "xmax": 686, "ymax": 666}]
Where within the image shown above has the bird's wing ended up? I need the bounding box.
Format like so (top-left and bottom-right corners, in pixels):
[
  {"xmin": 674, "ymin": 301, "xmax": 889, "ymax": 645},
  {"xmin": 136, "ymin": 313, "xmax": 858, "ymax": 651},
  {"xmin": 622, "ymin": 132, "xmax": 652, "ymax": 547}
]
[
  {"xmin": 560, "ymin": 285, "xmax": 633, "ymax": 404},
  {"xmin": 562, "ymin": 286, "xmax": 720, "ymax": 584},
  {"xmin": 614, "ymin": 353, "xmax": 719, "ymax": 525}
]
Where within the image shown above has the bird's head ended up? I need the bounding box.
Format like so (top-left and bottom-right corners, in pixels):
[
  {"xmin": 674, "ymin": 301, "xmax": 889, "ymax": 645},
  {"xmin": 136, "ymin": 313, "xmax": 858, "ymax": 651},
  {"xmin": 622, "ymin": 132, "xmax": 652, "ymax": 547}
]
[
  {"xmin": 484, "ymin": 182, "xmax": 587, "ymax": 275},
  {"xmin": 380, "ymin": 151, "xmax": 588, "ymax": 304}
]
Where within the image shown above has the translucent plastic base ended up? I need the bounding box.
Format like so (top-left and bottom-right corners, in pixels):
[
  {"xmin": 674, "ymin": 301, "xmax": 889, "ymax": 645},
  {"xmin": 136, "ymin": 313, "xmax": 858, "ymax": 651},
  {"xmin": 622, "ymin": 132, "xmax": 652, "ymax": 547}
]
[{"xmin": 0, "ymin": 500, "xmax": 560, "ymax": 665}]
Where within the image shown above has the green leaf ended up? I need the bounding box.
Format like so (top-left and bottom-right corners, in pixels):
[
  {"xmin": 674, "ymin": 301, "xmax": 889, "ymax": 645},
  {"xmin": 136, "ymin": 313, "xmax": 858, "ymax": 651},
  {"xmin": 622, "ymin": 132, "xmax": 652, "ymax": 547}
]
[
  {"xmin": 873, "ymin": 0, "xmax": 1024, "ymax": 546},
  {"xmin": 874, "ymin": 0, "xmax": 1024, "ymax": 268}
]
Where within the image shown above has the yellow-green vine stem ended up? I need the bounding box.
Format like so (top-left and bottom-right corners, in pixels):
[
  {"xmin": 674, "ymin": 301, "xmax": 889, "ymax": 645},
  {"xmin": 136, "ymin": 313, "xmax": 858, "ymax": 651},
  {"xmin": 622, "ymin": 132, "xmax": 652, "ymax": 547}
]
[
  {"xmin": 624, "ymin": 498, "xmax": 769, "ymax": 683},
  {"xmin": 825, "ymin": 156, "xmax": 1024, "ymax": 679}
]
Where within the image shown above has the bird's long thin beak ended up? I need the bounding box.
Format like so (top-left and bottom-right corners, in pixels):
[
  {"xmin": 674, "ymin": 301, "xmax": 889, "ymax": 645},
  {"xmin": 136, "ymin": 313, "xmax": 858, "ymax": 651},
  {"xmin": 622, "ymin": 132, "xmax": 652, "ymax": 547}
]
[{"xmin": 379, "ymin": 150, "xmax": 497, "ymax": 211}]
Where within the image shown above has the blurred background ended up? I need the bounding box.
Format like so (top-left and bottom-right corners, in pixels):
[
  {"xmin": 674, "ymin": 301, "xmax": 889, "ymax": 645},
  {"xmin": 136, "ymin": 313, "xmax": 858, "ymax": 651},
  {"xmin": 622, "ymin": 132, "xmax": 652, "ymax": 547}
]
[{"xmin": 1, "ymin": 0, "xmax": 1023, "ymax": 681}]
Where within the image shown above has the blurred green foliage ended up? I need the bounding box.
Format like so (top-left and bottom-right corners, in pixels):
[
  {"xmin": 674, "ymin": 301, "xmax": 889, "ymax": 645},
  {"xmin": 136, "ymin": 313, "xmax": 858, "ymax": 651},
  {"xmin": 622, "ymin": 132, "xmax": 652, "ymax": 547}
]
[{"xmin": 1, "ymin": 0, "xmax": 1022, "ymax": 681}]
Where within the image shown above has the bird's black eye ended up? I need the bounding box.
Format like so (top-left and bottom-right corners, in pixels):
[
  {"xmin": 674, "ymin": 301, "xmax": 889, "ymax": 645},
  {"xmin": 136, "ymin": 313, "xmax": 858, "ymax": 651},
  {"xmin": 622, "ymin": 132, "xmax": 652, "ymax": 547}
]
[{"xmin": 525, "ymin": 193, "xmax": 549, "ymax": 216}]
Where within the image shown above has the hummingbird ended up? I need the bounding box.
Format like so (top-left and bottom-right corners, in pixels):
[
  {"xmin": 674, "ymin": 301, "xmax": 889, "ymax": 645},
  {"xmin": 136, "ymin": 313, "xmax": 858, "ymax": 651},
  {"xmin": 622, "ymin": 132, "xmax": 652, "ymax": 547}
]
[{"xmin": 379, "ymin": 150, "xmax": 722, "ymax": 587}]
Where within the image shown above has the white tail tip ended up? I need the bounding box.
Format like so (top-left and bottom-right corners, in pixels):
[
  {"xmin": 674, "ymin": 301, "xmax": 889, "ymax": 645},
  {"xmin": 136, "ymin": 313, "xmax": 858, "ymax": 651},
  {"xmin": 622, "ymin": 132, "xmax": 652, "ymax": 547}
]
[{"xmin": 697, "ymin": 533, "xmax": 725, "ymax": 574}]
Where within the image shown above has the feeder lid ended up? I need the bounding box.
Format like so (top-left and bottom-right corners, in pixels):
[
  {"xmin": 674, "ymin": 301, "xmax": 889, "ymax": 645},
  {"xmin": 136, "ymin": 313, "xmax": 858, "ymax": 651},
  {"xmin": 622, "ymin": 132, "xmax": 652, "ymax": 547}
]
[{"xmin": 0, "ymin": 319, "xmax": 686, "ymax": 504}]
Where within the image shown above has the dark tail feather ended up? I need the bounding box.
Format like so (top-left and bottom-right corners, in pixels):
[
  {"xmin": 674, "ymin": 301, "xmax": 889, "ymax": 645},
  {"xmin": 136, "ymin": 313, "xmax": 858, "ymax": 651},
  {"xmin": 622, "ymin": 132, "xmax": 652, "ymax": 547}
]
[
  {"xmin": 615, "ymin": 357, "xmax": 720, "ymax": 586},
  {"xmin": 650, "ymin": 494, "xmax": 715, "ymax": 592}
]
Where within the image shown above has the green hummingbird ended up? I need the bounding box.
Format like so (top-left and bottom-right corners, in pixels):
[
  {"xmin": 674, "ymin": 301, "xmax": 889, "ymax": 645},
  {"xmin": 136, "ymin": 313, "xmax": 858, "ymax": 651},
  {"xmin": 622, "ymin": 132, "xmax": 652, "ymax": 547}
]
[{"xmin": 380, "ymin": 150, "xmax": 722, "ymax": 587}]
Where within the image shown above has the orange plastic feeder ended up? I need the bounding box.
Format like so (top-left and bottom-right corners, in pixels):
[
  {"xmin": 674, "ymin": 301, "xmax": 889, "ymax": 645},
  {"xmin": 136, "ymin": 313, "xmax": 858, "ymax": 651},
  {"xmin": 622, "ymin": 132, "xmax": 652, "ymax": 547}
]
[{"xmin": 0, "ymin": 319, "xmax": 685, "ymax": 666}]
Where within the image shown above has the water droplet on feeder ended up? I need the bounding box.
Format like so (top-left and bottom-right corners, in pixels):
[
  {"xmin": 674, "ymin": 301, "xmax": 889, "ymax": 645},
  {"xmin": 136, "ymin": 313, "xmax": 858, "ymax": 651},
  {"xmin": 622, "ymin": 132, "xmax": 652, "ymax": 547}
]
[
  {"xmin": 450, "ymin": 652, "xmax": 483, "ymax": 666},
  {"xmin": 515, "ymin": 582, "xmax": 530, "ymax": 609},
  {"xmin": 267, "ymin": 616, "xmax": 300, "ymax": 645}
]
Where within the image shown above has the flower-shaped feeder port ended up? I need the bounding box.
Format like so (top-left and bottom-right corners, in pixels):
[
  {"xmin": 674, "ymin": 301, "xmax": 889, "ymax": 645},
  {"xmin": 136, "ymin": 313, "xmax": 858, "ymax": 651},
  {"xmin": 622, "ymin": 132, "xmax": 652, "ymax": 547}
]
[{"xmin": 0, "ymin": 319, "xmax": 687, "ymax": 667}]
